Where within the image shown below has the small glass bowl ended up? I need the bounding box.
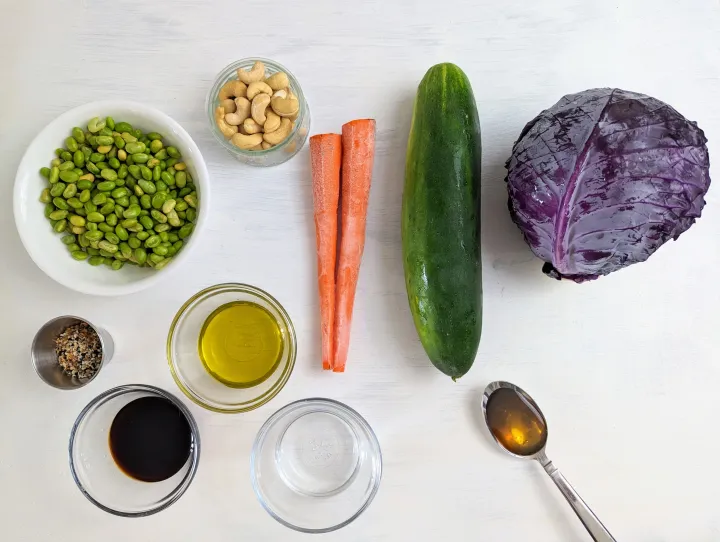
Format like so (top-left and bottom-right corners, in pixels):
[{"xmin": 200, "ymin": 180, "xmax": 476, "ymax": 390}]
[
  {"xmin": 251, "ymin": 398, "xmax": 383, "ymax": 533},
  {"xmin": 206, "ymin": 58, "xmax": 310, "ymax": 167},
  {"xmin": 69, "ymin": 384, "xmax": 200, "ymax": 517},
  {"xmin": 167, "ymin": 283, "xmax": 296, "ymax": 413}
]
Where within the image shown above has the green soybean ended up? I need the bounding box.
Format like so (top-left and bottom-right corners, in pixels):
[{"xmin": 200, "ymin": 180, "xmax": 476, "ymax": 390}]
[
  {"xmin": 69, "ymin": 215, "xmax": 86, "ymax": 227},
  {"xmin": 106, "ymin": 213, "xmax": 118, "ymax": 227},
  {"xmin": 139, "ymin": 215, "xmax": 154, "ymax": 230},
  {"xmin": 39, "ymin": 188, "xmax": 51, "ymax": 203},
  {"xmin": 98, "ymin": 222, "xmax": 114, "ymax": 233},
  {"xmin": 52, "ymin": 198, "xmax": 69, "ymax": 211},
  {"xmin": 134, "ymin": 248, "xmax": 148, "ymax": 265},
  {"xmin": 97, "ymin": 181, "xmax": 115, "ymax": 191},
  {"xmin": 128, "ymin": 237, "xmax": 141, "ymax": 249},
  {"xmin": 53, "ymin": 219, "xmax": 67, "ymax": 233},
  {"xmin": 73, "ymin": 150, "xmax": 85, "ymax": 167},
  {"xmin": 115, "ymin": 196, "xmax": 130, "ymax": 207},
  {"xmin": 136, "ymin": 230, "xmax": 150, "ymax": 240},
  {"xmin": 132, "ymin": 153, "xmax": 149, "ymax": 164},
  {"xmin": 100, "ymin": 169, "xmax": 118, "ymax": 181},
  {"xmin": 87, "ymin": 212, "xmax": 105, "ymax": 223},
  {"xmin": 67, "ymin": 198, "xmax": 83, "ymax": 209},
  {"xmin": 151, "ymin": 192, "xmax": 167, "ymax": 209},
  {"xmin": 140, "ymin": 166, "xmax": 152, "ymax": 181}
]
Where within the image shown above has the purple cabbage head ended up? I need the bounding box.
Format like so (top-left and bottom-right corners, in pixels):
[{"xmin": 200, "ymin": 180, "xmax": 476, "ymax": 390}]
[{"xmin": 506, "ymin": 88, "xmax": 711, "ymax": 282}]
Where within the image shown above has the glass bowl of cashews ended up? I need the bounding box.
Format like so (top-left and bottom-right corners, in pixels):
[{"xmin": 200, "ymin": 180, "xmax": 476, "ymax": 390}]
[{"xmin": 207, "ymin": 58, "xmax": 310, "ymax": 167}]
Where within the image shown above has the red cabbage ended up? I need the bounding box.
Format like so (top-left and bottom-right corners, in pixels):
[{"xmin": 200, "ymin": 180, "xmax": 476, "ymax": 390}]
[{"xmin": 506, "ymin": 88, "xmax": 711, "ymax": 282}]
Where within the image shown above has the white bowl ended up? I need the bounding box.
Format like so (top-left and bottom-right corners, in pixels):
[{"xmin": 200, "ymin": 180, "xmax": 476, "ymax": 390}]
[{"xmin": 13, "ymin": 101, "xmax": 210, "ymax": 296}]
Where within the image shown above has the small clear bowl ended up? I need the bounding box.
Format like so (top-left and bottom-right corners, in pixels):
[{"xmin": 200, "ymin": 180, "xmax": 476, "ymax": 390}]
[
  {"xmin": 251, "ymin": 398, "xmax": 383, "ymax": 533},
  {"xmin": 69, "ymin": 384, "xmax": 200, "ymax": 517},
  {"xmin": 206, "ymin": 58, "xmax": 310, "ymax": 167},
  {"xmin": 167, "ymin": 283, "xmax": 296, "ymax": 413}
]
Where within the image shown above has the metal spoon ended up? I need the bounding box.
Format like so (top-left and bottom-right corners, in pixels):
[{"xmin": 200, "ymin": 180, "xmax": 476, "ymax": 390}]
[{"xmin": 482, "ymin": 381, "xmax": 617, "ymax": 542}]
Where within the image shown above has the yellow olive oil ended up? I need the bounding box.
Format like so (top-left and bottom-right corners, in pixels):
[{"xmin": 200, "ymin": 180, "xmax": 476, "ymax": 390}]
[{"xmin": 198, "ymin": 301, "xmax": 283, "ymax": 388}]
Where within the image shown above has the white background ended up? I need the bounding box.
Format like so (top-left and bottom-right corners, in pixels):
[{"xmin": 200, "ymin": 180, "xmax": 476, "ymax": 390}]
[{"xmin": 1, "ymin": 0, "xmax": 719, "ymax": 540}]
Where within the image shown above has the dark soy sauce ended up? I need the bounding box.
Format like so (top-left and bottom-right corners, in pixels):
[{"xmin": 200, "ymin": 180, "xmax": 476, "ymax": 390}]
[{"xmin": 109, "ymin": 396, "xmax": 192, "ymax": 482}]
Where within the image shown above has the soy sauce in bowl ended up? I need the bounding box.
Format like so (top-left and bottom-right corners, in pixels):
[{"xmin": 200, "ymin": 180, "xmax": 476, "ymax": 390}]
[{"xmin": 109, "ymin": 396, "xmax": 192, "ymax": 482}]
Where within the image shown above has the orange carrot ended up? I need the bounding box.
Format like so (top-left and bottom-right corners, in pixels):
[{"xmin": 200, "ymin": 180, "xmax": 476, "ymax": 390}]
[
  {"xmin": 310, "ymin": 133, "xmax": 342, "ymax": 370},
  {"xmin": 333, "ymin": 119, "xmax": 376, "ymax": 372}
]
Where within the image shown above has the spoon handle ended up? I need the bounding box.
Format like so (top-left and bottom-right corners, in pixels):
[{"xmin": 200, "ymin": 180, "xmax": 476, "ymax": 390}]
[{"xmin": 536, "ymin": 452, "xmax": 617, "ymax": 542}]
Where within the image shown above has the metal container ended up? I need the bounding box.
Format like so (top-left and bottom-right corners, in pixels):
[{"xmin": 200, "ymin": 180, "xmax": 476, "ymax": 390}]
[{"xmin": 31, "ymin": 315, "xmax": 114, "ymax": 390}]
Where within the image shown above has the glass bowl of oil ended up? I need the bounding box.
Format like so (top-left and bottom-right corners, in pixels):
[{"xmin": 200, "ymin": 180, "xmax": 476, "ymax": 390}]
[{"xmin": 167, "ymin": 283, "xmax": 296, "ymax": 413}]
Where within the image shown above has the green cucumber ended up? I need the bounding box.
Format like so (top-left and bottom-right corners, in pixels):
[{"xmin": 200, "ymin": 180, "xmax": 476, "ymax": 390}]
[{"xmin": 402, "ymin": 63, "xmax": 482, "ymax": 379}]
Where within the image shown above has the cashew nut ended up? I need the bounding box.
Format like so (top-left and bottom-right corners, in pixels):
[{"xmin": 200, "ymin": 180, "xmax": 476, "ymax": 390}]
[
  {"xmin": 224, "ymin": 113, "xmax": 244, "ymax": 126},
  {"xmin": 261, "ymin": 141, "xmax": 273, "ymax": 150},
  {"xmin": 214, "ymin": 106, "xmax": 238, "ymax": 138},
  {"xmin": 243, "ymin": 118, "xmax": 263, "ymax": 135},
  {"xmin": 234, "ymin": 97, "xmax": 251, "ymax": 124},
  {"xmin": 251, "ymin": 94, "xmax": 271, "ymax": 126},
  {"xmin": 247, "ymin": 81, "xmax": 273, "ymax": 100},
  {"xmin": 251, "ymin": 144, "xmax": 264, "ymax": 151},
  {"xmin": 236, "ymin": 61, "xmax": 265, "ymax": 84},
  {"xmin": 218, "ymin": 80, "xmax": 247, "ymax": 100},
  {"xmin": 220, "ymin": 98, "xmax": 236, "ymax": 114},
  {"xmin": 263, "ymin": 110, "xmax": 281, "ymax": 133},
  {"xmin": 264, "ymin": 71, "xmax": 289, "ymax": 91},
  {"xmin": 272, "ymin": 89, "xmax": 287, "ymax": 99},
  {"xmin": 230, "ymin": 132, "xmax": 263, "ymax": 150},
  {"xmin": 263, "ymin": 117, "xmax": 293, "ymax": 145},
  {"xmin": 270, "ymin": 94, "xmax": 300, "ymax": 118}
]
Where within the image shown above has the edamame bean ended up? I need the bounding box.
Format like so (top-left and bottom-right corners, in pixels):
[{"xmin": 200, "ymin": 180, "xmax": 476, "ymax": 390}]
[
  {"xmin": 111, "ymin": 260, "xmax": 124, "ymax": 270},
  {"xmin": 155, "ymin": 149, "xmax": 168, "ymax": 160},
  {"xmin": 66, "ymin": 243, "xmax": 80, "ymax": 252},
  {"xmin": 118, "ymin": 242, "xmax": 132, "ymax": 258},
  {"xmin": 87, "ymin": 212, "xmax": 105, "ymax": 223},
  {"xmin": 118, "ymin": 164, "xmax": 128, "ymax": 179},
  {"xmin": 104, "ymin": 232, "xmax": 120, "ymax": 245},
  {"xmin": 144, "ymin": 235, "xmax": 160, "ymax": 248},
  {"xmin": 48, "ymin": 166, "xmax": 60, "ymax": 184},
  {"xmin": 71, "ymin": 251, "xmax": 89, "ymax": 261},
  {"xmin": 88, "ymin": 256, "xmax": 104, "ymax": 266},
  {"xmin": 73, "ymin": 150, "xmax": 85, "ymax": 167},
  {"xmin": 44, "ymin": 203, "xmax": 54, "ymax": 218},
  {"xmin": 128, "ymin": 237, "xmax": 141, "ymax": 249},
  {"xmin": 115, "ymin": 122, "xmax": 132, "ymax": 133},
  {"xmin": 100, "ymin": 169, "xmax": 118, "ymax": 181},
  {"xmin": 147, "ymin": 157, "xmax": 159, "ymax": 168},
  {"xmin": 139, "ymin": 215, "xmax": 154, "ymax": 230},
  {"xmin": 39, "ymin": 188, "xmax": 51, "ymax": 203},
  {"xmin": 138, "ymin": 180, "xmax": 156, "ymax": 194},
  {"xmin": 77, "ymin": 179, "xmax": 93, "ymax": 190},
  {"xmin": 87, "ymin": 117, "xmax": 106, "ymax": 133},
  {"xmin": 100, "ymin": 202, "xmax": 115, "ymax": 215},
  {"xmin": 150, "ymin": 209, "xmax": 167, "ymax": 223},
  {"xmin": 152, "ymin": 245, "xmax": 169, "ymax": 256},
  {"xmin": 52, "ymin": 198, "xmax": 69, "ymax": 211},
  {"xmin": 121, "ymin": 132, "xmax": 137, "ymax": 143},
  {"xmin": 139, "ymin": 194, "xmax": 152, "ymax": 209},
  {"xmin": 97, "ymin": 181, "xmax": 115, "ymax": 191},
  {"xmin": 154, "ymin": 223, "xmax": 170, "ymax": 233},
  {"xmin": 63, "ymin": 183, "xmax": 77, "ymax": 198},
  {"xmin": 133, "ymin": 184, "xmax": 144, "ymax": 197},
  {"xmin": 149, "ymin": 139, "xmax": 163, "ymax": 153},
  {"xmin": 151, "ymin": 192, "xmax": 167, "ymax": 210},
  {"xmin": 140, "ymin": 166, "xmax": 152, "ymax": 181},
  {"xmin": 92, "ymin": 193, "xmax": 107, "ymax": 206},
  {"xmin": 136, "ymin": 230, "xmax": 150, "ymax": 241},
  {"xmin": 132, "ymin": 153, "xmax": 149, "ymax": 163},
  {"xmin": 161, "ymin": 199, "xmax": 176, "ymax": 214},
  {"xmin": 61, "ymin": 234, "xmax": 76, "ymax": 245},
  {"xmin": 115, "ymin": 196, "xmax": 130, "ymax": 207},
  {"xmin": 174, "ymin": 171, "xmax": 187, "ymax": 188},
  {"xmin": 108, "ymin": 158, "xmax": 121, "ymax": 170},
  {"xmin": 67, "ymin": 198, "xmax": 83, "ymax": 209},
  {"xmin": 184, "ymin": 194, "xmax": 198, "ymax": 208},
  {"xmin": 167, "ymin": 210, "xmax": 181, "ymax": 227},
  {"xmin": 123, "ymin": 205, "xmax": 141, "ymax": 219},
  {"xmin": 86, "ymin": 222, "xmax": 97, "ymax": 231},
  {"xmin": 134, "ymin": 248, "xmax": 148, "ymax": 265},
  {"xmin": 79, "ymin": 189, "xmax": 91, "ymax": 203},
  {"xmin": 53, "ymin": 219, "xmax": 68, "ymax": 233},
  {"xmin": 50, "ymin": 183, "xmax": 66, "ymax": 198},
  {"xmin": 166, "ymin": 146, "xmax": 180, "ymax": 158},
  {"xmin": 106, "ymin": 214, "xmax": 118, "ymax": 227},
  {"xmin": 59, "ymin": 170, "xmax": 79, "ymax": 183},
  {"xmin": 65, "ymin": 137, "xmax": 78, "ymax": 152},
  {"xmin": 115, "ymin": 225, "xmax": 129, "ymax": 241},
  {"xmin": 69, "ymin": 215, "xmax": 86, "ymax": 227},
  {"xmin": 49, "ymin": 209, "xmax": 68, "ymax": 220},
  {"xmin": 84, "ymin": 201, "xmax": 97, "ymax": 213},
  {"xmin": 151, "ymin": 165, "xmax": 161, "ymax": 181},
  {"xmin": 125, "ymin": 141, "xmax": 146, "ymax": 154},
  {"xmin": 86, "ymin": 162, "xmax": 100, "ymax": 174},
  {"xmin": 72, "ymin": 127, "xmax": 85, "ymax": 143},
  {"xmin": 98, "ymin": 222, "xmax": 114, "ymax": 233},
  {"xmin": 61, "ymin": 151, "xmax": 73, "ymax": 162},
  {"xmin": 178, "ymin": 224, "xmax": 194, "ymax": 239}
]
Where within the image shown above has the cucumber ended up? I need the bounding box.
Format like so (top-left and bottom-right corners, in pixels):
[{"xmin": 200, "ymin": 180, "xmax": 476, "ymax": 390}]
[{"xmin": 402, "ymin": 63, "xmax": 482, "ymax": 379}]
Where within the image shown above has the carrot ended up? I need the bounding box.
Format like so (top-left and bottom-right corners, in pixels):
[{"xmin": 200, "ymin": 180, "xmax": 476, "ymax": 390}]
[
  {"xmin": 333, "ymin": 119, "xmax": 376, "ymax": 372},
  {"xmin": 310, "ymin": 133, "xmax": 342, "ymax": 370}
]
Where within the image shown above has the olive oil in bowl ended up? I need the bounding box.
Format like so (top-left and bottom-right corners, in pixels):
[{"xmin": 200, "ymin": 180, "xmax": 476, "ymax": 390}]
[{"xmin": 198, "ymin": 301, "xmax": 283, "ymax": 388}]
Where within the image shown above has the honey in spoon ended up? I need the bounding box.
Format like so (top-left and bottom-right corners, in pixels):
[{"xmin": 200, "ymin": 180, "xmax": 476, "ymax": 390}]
[{"xmin": 485, "ymin": 386, "xmax": 547, "ymax": 456}]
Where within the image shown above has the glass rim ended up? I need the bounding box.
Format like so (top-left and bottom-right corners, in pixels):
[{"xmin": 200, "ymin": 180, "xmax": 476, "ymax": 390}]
[
  {"xmin": 68, "ymin": 384, "xmax": 201, "ymax": 518},
  {"xmin": 166, "ymin": 282, "xmax": 297, "ymax": 413},
  {"xmin": 205, "ymin": 57, "xmax": 306, "ymax": 157},
  {"xmin": 250, "ymin": 397, "xmax": 383, "ymax": 534}
]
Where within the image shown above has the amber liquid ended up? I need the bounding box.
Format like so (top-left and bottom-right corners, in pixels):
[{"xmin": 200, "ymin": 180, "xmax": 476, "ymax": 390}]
[
  {"xmin": 485, "ymin": 387, "xmax": 547, "ymax": 456},
  {"xmin": 109, "ymin": 397, "xmax": 192, "ymax": 482}
]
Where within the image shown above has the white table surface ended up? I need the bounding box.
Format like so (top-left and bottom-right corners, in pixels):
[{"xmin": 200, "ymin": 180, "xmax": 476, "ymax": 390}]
[{"xmin": 2, "ymin": 0, "xmax": 719, "ymax": 540}]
